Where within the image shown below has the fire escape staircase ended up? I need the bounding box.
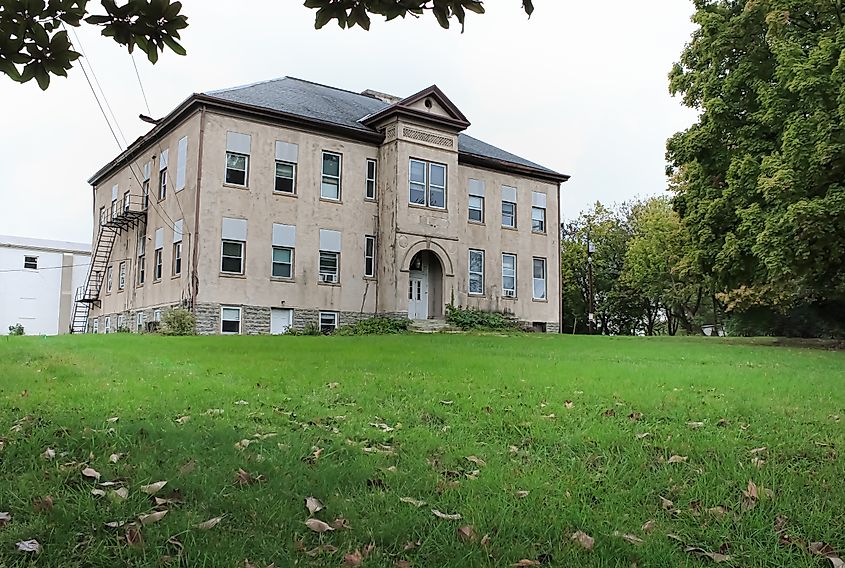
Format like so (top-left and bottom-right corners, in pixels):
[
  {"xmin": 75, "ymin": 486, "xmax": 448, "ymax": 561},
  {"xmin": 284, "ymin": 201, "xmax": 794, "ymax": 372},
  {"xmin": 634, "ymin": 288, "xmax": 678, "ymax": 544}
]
[{"xmin": 70, "ymin": 195, "xmax": 147, "ymax": 333}]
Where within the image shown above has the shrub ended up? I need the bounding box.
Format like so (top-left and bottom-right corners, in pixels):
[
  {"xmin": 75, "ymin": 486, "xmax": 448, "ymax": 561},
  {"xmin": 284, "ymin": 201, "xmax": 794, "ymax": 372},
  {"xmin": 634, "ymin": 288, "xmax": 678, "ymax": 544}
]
[
  {"xmin": 8, "ymin": 323, "xmax": 24, "ymax": 336},
  {"xmin": 445, "ymin": 304, "xmax": 521, "ymax": 331},
  {"xmin": 336, "ymin": 317, "xmax": 411, "ymax": 336},
  {"xmin": 287, "ymin": 322, "xmax": 322, "ymax": 336},
  {"xmin": 160, "ymin": 308, "xmax": 196, "ymax": 336}
]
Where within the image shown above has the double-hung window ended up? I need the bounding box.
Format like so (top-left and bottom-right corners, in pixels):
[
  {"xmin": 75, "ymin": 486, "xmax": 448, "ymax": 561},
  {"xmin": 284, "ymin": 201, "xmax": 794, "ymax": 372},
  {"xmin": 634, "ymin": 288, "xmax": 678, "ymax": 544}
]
[
  {"xmin": 502, "ymin": 186, "xmax": 517, "ymax": 228},
  {"xmin": 366, "ymin": 159, "xmax": 377, "ymax": 200},
  {"xmin": 533, "ymin": 257, "xmax": 547, "ymax": 300},
  {"xmin": 272, "ymin": 247, "xmax": 293, "ymax": 278},
  {"xmin": 221, "ymin": 306, "xmax": 241, "ymax": 334},
  {"xmin": 364, "ymin": 235, "xmax": 376, "ymax": 278},
  {"xmin": 318, "ymin": 229, "xmax": 341, "ymax": 283},
  {"xmin": 136, "ymin": 312, "xmax": 145, "ymax": 332},
  {"xmin": 468, "ymin": 249, "xmax": 485, "ymax": 295},
  {"xmin": 158, "ymin": 149, "xmax": 168, "ymax": 201},
  {"xmin": 106, "ymin": 266, "xmax": 113, "ymax": 293},
  {"xmin": 142, "ymin": 161, "xmax": 151, "ymax": 210},
  {"xmin": 118, "ymin": 262, "xmax": 126, "ymax": 290},
  {"xmin": 502, "ymin": 254, "xmax": 517, "ymax": 297},
  {"xmin": 118, "ymin": 314, "xmax": 125, "ymax": 329},
  {"xmin": 172, "ymin": 219, "xmax": 183, "ymax": 276},
  {"xmin": 153, "ymin": 228, "xmax": 164, "ymax": 281},
  {"xmin": 93, "ymin": 318, "xmax": 99, "ymax": 334},
  {"xmin": 409, "ymin": 159, "xmax": 446, "ymax": 208},
  {"xmin": 137, "ymin": 232, "xmax": 146, "ymax": 285},
  {"xmin": 468, "ymin": 179, "xmax": 485, "ymax": 223},
  {"xmin": 531, "ymin": 192, "xmax": 547, "ymax": 233},
  {"xmin": 221, "ymin": 217, "xmax": 247, "ymax": 275},
  {"xmin": 321, "ymin": 151, "xmax": 342, "ymax": 200},
  {"xmin": 104, "ymin": 316, "xmax": 111, "ymax": 334},
  {"xmin": 274, "ymin": 141, "xmax": 298, "ymax": 194},
  {"xmin": 319, "ymin": 311, "xmax": 339, "ymax": 334},
  {"xmin": 225, "ymin": 132, "xmax": 251, "ymax": 186}
]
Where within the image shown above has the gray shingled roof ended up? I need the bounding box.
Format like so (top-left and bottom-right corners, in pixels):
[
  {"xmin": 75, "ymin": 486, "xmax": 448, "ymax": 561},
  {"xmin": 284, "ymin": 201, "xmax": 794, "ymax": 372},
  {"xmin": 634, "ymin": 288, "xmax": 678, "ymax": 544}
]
[{"xmin": 205, "ymin": 77, "xmax": 562, "ymax": 177}]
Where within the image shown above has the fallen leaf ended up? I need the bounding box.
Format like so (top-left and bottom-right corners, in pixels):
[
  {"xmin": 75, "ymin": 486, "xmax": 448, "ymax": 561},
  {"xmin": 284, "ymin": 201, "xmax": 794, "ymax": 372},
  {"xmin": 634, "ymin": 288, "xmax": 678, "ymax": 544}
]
[
  {"xmin": 716, "ymin": 418, "xmax": 729, "ymax": 427},
  {"xmin": 234, "ymin": 400, "xmax": 249, "ymax": 406},
  {"xmin": 16, "ymin": 539, "xmax": 40, "ymax": 553},
  {"xmin": 516, "ymin": 490, "xmax": 530, "ymax": 498},
  {"xmin": 750, "ymin": 447, "xmax": 767, "ymax": 454},
  {"xmin": 175, "ymin": 415, "xmax": 191, "ymax": 425},
  {"xmin": 466, "ymin": 455, "xmax": 486, "ymax": 467},
  {"xmin": 140, "ymin": 481, "xmax": 167, "ymax": 495},
  {"xmin": 305, "ymin": 518, "xmax": 334, "ymax": 533},
  {"xmin": 370, "ymin": 422, "xmax": 395, "ymax": 432},
  {"xmin": 41, "ymin": 448, "xmax": 56, "ymax": 460},
  {"xmin": 628, "ymin": 412, "xmax": 643, "ymax": 421},
  {"xmin": 111, "ymin": 487, "xmax": 129, "ymax": 501},
  {"xmin": 343, "ymin": 550, "xmax": 364, "ymax": 567},
  {"xmin": 331, "ymin": 517, "xmax": 352, "ymax": 529},
  {"xmin": 195, "ymin": 516, "xmax": 224, "ymax": 530},
  {"xmin": 641, "ymin": 520, "xmax": 656, "ymax": 533},
  {"xmin": 457, "ymin": 525, "xmax": 477, "ymax": 542},
  {"xmin": 234, "ymin": 468, "xmax": 263, "ymax": 486},
  {"xmin": 235, "ymin": 439, "xmax": 252, "ymax": 450},
  {"xmin": 685, "ymin": 546, "xmax": 731, "ymax": 562},
  {"xmin": 327, "ymin": 382, "xmax": 339, "ymax": 389},
  {"xmin": 305, "ymin": 496, "xmax": 324, "ymax": 515},
  {"xmin": 91, "ymin": 489, "xmax": 106, "ymax": 497},
  {"xmin": 603, "ymin": 408, "xmax": 616, "ymax": 417},
  {"xmin": 104, "ymin": 520, "xmax": 126, "ymax": 529},
  {"xmin": 660, "ymin": 496, "xmax": 675, "ymax": 511},
  {"xmin": 687, "ymin": 421, "xmax": 705, "ymax": 429},
  {"xmin": 109, "ymin": 453, "xmax": 124, "ymax": 463},
  {"xmin": 125, "ymin": 524, "xmax": 143, "ymax": 546},
  {"xmin": 31, "ymin": 495, "xmax": 53, "ymax": 512},
  {"xmin": 571, "ymin": 530, "xmax": 595, "ymax": 551},
  {"xmin": 512, "ymin": 561, "xmax": 541, "ymax": 567},
  {"xmin": 179, "ymin": 459, "xmax": 197, "ymax": 475},
  {"xmin": 614, "ymin": 531, "xmax": 644, "ymax": 546},
  {"xmin": 432, "ymin": 509, "xmax": 462, "ymax": 521},
  {"xmin": 668, "ymin": 455, "xmax": 688, "ymax": 464},
  {"xmin": 809, "ymin": 542, "xmax": 845, "ymax": 568},
  {"xmin": 394, "ymin": 560, "xmax": 412, "ymax": 568},
  {"xmin": 139, "ymin": 510, "xmax": 168, "ymax": 525},
  {"xmin": 564, "ymin": 400, "xmax": 574, "ymax": 409},
  {"xmin": 305, "ymin": 447, "xmax": 324, "ymax": 464},
  {"xmin": 81, "ymin": 467, "xmax": 101, "ymax": 481},
  {"xmin": 0, "ymin": 512, "xmax": 10, "ymax": 526},
  {"xmin": 751, "ymin": 457, "xmax": 766, "ymax": 468},
  {"xmin": 400, "ymin": 497, "xmax": 427, "ymax": 508},
  {"xmin": 107, "ymin": 416, "xmax": 119, "ymax": 423},
  {"xmin": 636, "ymin": 432, "xmax": 651, "ymax": 440},
  {"xmin": 707, "ymin": 506, "xmax": 728, "ymax": 517},
  {"xmin": 204, "ymin": 409, "xmax": 224, "ymax": 416}
]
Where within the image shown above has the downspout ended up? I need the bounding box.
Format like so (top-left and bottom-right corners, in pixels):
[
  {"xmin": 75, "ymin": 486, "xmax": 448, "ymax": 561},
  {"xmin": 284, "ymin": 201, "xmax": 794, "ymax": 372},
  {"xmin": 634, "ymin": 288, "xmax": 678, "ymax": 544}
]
[
  {"xmin": 557, "ymin": 181, "xmax": 563, "ymax": 334},
  {"xmin": 191, "ymin": 105, "xmax": 207, "ymax": 312}
]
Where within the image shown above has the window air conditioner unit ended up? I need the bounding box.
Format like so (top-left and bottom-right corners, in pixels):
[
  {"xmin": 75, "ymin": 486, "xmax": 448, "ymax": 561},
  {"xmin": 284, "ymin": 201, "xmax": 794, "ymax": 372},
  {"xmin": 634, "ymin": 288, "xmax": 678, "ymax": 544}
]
[
  {"xmin": 504, "ymin": 290, "xmax": 516, "ymax": 298},
  {"xmin": 321, "ymin": 273, "xmax": 337, "ymax": 284}
]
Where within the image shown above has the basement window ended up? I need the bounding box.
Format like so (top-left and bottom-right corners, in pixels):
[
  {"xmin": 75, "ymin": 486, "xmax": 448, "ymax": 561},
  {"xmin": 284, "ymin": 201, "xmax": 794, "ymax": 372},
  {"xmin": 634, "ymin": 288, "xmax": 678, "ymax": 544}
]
[
  {"xmin": 319, "ymin": 311, "xmax": 338, "ymax": 334},
  {"xmin": 23, "ymin": 256, "xmax": 38, "ymax": 270},
  {"xmin": 221, "ymin": 306, "xmax": 241, "ymax": 334}
]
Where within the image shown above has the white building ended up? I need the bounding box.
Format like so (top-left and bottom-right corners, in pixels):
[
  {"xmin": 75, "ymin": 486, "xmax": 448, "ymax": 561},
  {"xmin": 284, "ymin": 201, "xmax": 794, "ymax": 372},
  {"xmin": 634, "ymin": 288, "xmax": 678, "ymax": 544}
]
[{"xmin": 0, "ymin": 235, "xmax": 91, "ymax": 335}]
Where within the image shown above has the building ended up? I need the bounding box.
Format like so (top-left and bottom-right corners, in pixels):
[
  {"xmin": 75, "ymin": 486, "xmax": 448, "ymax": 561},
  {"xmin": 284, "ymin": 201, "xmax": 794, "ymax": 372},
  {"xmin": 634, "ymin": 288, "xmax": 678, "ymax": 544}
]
[
  {"xmin": 76, "ymin": 78, "xmax": 569, "ymax": 335},
  {"xmin": 1, "ymin": 235, "xmax": 90, "ymax": 335}
]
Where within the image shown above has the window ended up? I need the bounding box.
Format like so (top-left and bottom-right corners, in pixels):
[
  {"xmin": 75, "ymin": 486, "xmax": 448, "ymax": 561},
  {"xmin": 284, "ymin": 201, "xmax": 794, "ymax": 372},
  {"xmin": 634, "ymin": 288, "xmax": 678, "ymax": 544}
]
[
  {"xmin": 154, "ymin": 309, "xmax": 161, "ymax": 323},
  {"xmin": 118, "ymin": 314, "xmax": 125, "ymax": 329},
  {"xmin": 226, "ymin": 132, "xmax": 251, "ymax": 186},
  {"xmin": 319, "ymin": 311, "xmax": 338, "ymax": 334},
  {"xmin": 272, "ymin": 247, "xmax": 293, "ymax": 278},
  {"xmin": 118, "ymin": 262, "xmax": 126, "ymax": 290},
  {"xmin": 173, "ymin": 242, "xmax": 182, "ymax": 275},
  {"xmin": 92, "ymin": 319, "xmax": 99, "ymax": 334},
  {"xmin": 104, "ymin": 316, "xmax": 111, "ymax": 334},
  {"xmin": 136, "ymin": 312, "xmax": 145, "ymax": 331},
  {"xmin": 319, "ymin": 251, "xmax": 339, "ymax": 283},
  {"xmin": 23, "ymin": 256, "xmax": 37, "ymax": 269},
  {"xmin": 468, "ymin": 195, "xmax": 484, "ymax": 223},
  {"xmin": 532, "ymin": 206, "xmax": 546, "ymax": 233},
  {"xmin": 409, "ymin": 159, "xmax": 446, "ymax": 209},
  {"xmin": 533, "ymin": 257, "xmax": 547, "ymax": 300},
  {"xmin": 142, "ymin": 180, "xmax": 149, "ymax": 209},
  {"xmin": 154, "ymin": 248, "xmax": 163, "ymax": 280},
  {"xmin": 221, "ymin": 306, "xmax": 241, "ymax": 334},
  {"xmin": 502, "ymin": 254, "xmax": 517, "ymax": 297},
  {"xmin": 469, "ymin": 249, "xmax": 484, "ymax": 295},
  {"xmin": 137, "ymin": 233, "xmax": 146, "ymax": 285},
  {"xmin": 275, "ymin": 161, "xmax": 295, "ymax": 194},
  {"xmin": 366, "ymin": 159, "xmax": 377, "ymax": 200},
  {"xmin": 175, "ymin": 136, "xmax": 188, "ymax": 191},
  {"xmin": 502, "ymin": 201, "xmax": 516, "ymax": 228},
  {"xmin": 221, "ymin": 241, "xmax": 244, "ymax": 274},
  {"xmin": 321, "ymin": 151, "xmax": 342, "ymax": 200},
  {"xmin": 99, "ymin": 206, "xmax": 106, "ymax": 227},
  {"xmin": 106, "ymin": 266, "xmax": 113, "ymax": 293},
  {"xmin": 364, "ymin": 235, "xmax": 376, "ymax": 278},
  {"xmin": 158, "ymin": 168, "xmax": 167, "ymax": 200}
]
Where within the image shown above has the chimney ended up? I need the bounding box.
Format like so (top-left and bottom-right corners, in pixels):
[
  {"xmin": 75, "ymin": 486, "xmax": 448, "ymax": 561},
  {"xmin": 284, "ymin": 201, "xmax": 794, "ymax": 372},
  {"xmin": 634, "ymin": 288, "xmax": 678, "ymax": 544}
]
[{"xmin": 361, "ymin": 89, "xmax": 402, "ymax": 104}]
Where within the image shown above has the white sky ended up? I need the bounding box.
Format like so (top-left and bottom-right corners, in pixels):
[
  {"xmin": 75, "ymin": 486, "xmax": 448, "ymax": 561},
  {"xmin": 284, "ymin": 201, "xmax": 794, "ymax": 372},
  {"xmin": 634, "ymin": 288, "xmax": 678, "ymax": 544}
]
[{"xmin": 0, "ymin": 1, "xmax": 698, "ymax": 243}]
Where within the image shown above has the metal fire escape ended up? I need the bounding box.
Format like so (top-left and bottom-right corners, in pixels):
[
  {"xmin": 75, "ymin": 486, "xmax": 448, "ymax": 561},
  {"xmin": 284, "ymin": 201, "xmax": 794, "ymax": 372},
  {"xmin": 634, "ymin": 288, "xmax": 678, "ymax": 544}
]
[{"xmin": 70, "ymin": 195, "xmax": 147, "ymax": 333}]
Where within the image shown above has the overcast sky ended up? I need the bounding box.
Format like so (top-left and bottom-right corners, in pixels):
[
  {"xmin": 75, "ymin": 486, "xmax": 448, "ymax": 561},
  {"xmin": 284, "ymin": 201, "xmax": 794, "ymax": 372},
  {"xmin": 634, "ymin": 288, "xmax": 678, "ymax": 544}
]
[{"xmin": 0, "ymin": 1, "xmax": 698, "ymax": 244}]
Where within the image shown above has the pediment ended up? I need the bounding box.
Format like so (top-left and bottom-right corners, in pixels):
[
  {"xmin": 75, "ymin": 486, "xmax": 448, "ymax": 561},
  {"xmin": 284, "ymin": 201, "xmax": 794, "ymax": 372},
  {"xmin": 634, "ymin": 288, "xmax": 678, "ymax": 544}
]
[{"xmin": 361, "ymin": 85, "xmax": 470, "ymax": 132}]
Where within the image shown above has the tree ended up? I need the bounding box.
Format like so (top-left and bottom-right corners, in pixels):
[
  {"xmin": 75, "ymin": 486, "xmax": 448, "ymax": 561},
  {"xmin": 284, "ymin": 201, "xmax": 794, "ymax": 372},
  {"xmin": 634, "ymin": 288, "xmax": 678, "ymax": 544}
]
[
  {"xmin": 667, "ymin": 0, "xmax": 845, "ymax": 335},
  {"xmin": 1, "ymin": 0, "xmax": 533, "ymax": 90}
]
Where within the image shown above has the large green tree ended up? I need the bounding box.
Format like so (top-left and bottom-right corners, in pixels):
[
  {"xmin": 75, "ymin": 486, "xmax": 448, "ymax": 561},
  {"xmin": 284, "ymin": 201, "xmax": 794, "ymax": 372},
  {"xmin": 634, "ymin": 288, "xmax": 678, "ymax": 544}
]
[
  {"xmin": 667, "ymin": 0, "xmax": 845, "ymax": 324},
  {"xmin": 0, "ymin": 0, "xmax": 534, "ymax": 90}
]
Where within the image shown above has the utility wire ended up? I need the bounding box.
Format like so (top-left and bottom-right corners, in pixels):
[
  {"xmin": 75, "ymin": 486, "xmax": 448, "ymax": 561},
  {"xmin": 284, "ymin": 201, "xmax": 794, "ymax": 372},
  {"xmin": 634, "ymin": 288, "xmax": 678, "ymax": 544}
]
[{"xmin": 131, "ymin": 53, "xmax": 152, "ymax": 116}]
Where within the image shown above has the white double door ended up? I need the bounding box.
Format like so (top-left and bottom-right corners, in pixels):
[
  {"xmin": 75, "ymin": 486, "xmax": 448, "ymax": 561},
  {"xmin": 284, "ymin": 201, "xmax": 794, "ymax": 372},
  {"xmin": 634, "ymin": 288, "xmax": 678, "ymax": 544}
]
[{"xmin": 408, "ymin": 271, "xmax": 429, "ymax": 320}]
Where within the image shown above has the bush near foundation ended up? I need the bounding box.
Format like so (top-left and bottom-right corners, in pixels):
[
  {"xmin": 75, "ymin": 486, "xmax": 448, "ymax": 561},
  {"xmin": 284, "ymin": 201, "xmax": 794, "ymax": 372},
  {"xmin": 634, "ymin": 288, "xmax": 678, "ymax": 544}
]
[
  {"xmin": 445, "ymin": 304, "xmax": 521, "ymax": 331},
  {"xmin": 335, "ymin": 317, "xmax": 411, "ymax": 336},
  {"xmin": 160, "ymin": 308, "xmax": 196, "ymax": 336},
  {"xmin": 8, "ymin": 323, "xmax": 24, "ymax": 336}
]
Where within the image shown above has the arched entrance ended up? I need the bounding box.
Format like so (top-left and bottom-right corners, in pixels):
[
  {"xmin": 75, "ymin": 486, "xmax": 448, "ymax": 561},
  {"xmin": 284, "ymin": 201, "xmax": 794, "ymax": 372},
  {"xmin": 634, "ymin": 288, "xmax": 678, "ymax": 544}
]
[{"xmin": 408, "ymin": 250, "xmax": 444, "ymax": 320}]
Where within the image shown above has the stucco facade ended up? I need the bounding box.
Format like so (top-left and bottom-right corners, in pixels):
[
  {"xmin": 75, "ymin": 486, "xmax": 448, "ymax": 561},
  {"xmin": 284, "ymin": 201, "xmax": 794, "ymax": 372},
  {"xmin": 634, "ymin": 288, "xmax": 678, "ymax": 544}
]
[{"xmin": 80, "ymin": 78, "xmax": 568, "ymax": 335}]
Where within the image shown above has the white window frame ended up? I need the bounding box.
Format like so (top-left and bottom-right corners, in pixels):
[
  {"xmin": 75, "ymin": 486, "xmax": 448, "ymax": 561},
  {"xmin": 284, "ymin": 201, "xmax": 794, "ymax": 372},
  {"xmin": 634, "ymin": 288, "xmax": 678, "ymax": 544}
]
[
  {"xmin": 320, "ymin": 151, "xmax": 342, "ymax": 201},
  {"xmin": 533, "ymin": 257, "xmax": 547, "ymax": 300},
  {"xmin": 158, "ymin": 167, "xmax": 167, "ymax": 201},
  {"xmin": 274, "ymin": 160, "xmax": 296, "ymax": 194},
  {"xmin": 408, "ymin": 158, "xmax": 447, "ymax": 209},
  {"xmin": 272, "ymin": 246, "xmax": 294, "ymax": 279},
  {"xmin": 221, "ymin": 306, "xmax": 241, "ymax": 334},
  {"xmin": 106, "ymin": 266, "xmax": 113, "ymax": 293},
  {"xmin": 92, "ymin": 319, "xmax": 99, "ymax": 334},
  {"xmin": 468, "ymin": 195, "xmax": 484, "ymax": 223},
  {"xmin": 173, "ymin": 241, "xmax": 182, "ymax": 276},
  {"xmin": 154, "ymin": 309, "xmax": 162, "ymax": 322},
  {"xmin": 366, "ymin": 159, "xmax": 377, "ymax": 200},
  {"xmin": 468, "ymin": 249, "xmax": 485, "ymax": 296},
  {"xmin": 364, "ymin": 235, "xmax": 376, "ymax": 278},
  {"xmin": 154, "ymin": 248, "xmax": 163, "ymax": 281},
  {"xmin": 23, "ymin": 256, "xmax": 38, "ymax": 270},
  {"xmin": 502, "ymin": 253, "xmax": 517, "ymax": 297},
  {"xmin": 319, "ymin": 250, "xmax": 340, "ymax": 283},
  {"xmin": 118, "ymin": 314, "xmax": 125, "ymax": 329},
  {"xmin": 319, "ymin": 311, "xmax": 339, "ymax": 334},
  {"xmin": 136, "ymin": 312, "xmax": 145, "ymax": 332},
  {"xmin": 118, "ymin": 262, "xmax": 126, "ymax": 290},
  {"xmin": 225, "ymin": 152, "xmax": 249, "ymax": 187},
  {"xmin": 137, "ymin": 253, "xmax": 145, "ymax": 285},
  {"xmin": 142, "ymin": 180, "xmax": 149, "ymax": 210},
  {"xmin": 532, "ymin": 206, "xmax": 546, "ymax": 234},
  {"xmin": 221, "ymin": 240, "xmax": 245, "ymax": 275},
  {"xmin": 104, "ymin": 316, "xmax": 111, "ymax": 334},
  {"xmin": 502, "ymin": 200, "xmax": 516, "ymax": 228}
]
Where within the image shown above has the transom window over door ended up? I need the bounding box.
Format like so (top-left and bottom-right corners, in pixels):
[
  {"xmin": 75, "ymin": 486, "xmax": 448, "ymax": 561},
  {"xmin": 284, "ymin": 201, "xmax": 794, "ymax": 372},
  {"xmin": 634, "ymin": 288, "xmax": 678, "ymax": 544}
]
[
  {"xmin": 409, "ymin": 159, "xmax": 446, "ymax": 209},
  {"xmin": 321, "ymin": 151, "xmax": 342, "ymax": 200}
]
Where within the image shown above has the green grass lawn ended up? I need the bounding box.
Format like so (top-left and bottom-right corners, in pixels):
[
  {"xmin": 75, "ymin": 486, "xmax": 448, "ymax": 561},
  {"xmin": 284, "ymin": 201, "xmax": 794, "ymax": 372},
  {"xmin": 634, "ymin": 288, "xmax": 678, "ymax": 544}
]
[{"xmin": 1, "ymin": 334, "xmax": 844, "ymax": 567}]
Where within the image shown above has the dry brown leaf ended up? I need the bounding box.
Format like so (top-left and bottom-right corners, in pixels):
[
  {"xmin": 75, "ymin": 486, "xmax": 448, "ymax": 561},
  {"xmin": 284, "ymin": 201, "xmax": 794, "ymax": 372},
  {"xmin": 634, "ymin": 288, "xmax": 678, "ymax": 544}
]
[
  {"xmin": 139, "ymin": 510, "xmax": 168, "ymax": 525},
  {"xmin": 707, "ymin": 506, "xmax": 728, "ymax": 517},
  {"xmin": 109, "ymin": 453, "xmax": 123, "ymax": 463},
  {"xmin": 685, "ymin": 546, "xmax": 731, "ymax": 562},
  {"xmin": 751, "ymin": 457, "xmax": 766, "ymax": 468},
  {"xmin": 370, "ymin": 422, "xmax": 395, "ymax": 432},
  {"xmin": 175, "ymin": 415, "xmax": 191, "ymax": 424},
  {"xmin": 342, "ymin": 550, "xmax": 364, "ymax": 567},
  {"xmin": 466, "ymin": 455, "xmax": 486, "ymax": 467},
  {"xmin": 235, "ymin": 439, "xmax": 252, "ymax": 450},
  {"xmin": 235, "ymin": 468, "xmax": 263, "ymax": 486},
  {"xmin": 0, "ymin": 512, "xmax": 10, "ymax": 526},
  {"xmin": 179, "ymin": 459, "xmax": 196, "ymax": 475},
  {"xmin": 394, "ymin": 560, "xmax": 412, "ymax": 568},
  {"xmin": 743, "ymin": 479, "xmax": 759, "ymax": 501},
  {"xmin": 571, "ymin": 530, "xmax": 595, "ymax": 551},
  {"xmin": 516, "ymin": 490, "xmax": 530, "ymax": 498},
  {"xmin": 716, "ymin": 418, "xmax": 729, "ymax": 427},
  {"xmin": 81, "ymin": 467, "xmax": 101, "ymax": 481},
  {"xmin": 603, "ymin": 408, "xmax": 616, "ymax": 417},
  {"xmin": 457, "ymin": 525, "xmax": 477, "ymax": 543},
  {"xmin": 687, "ymin": 421, "xmax": 705, "ymax": 429},
  {"xmin": 16, "ymin": 539, "xmax": 41, "ymax": 553},
  {"xmin": 195, "ymin": 516, "xmax": 224, "ymax": 530},
  {"xmin": 628, "ymin": 412, "xmax": 643, "ymax": 421},
  {"xmin": 564, "ymin": 400, "xmax": 574, "ymax": 409},
  {"xmin": 305, "ymin": 447, "xmax": 324, "ymax": 463},
  {"xmin": 749, "ymin": 447, "xmax": 767, "ymax": 454},
  {"xmin": 331, "ymin": 517, "xmax": 352, "ymax": 529},
  {"xmin": 125, "ymin": 524, "xmax": 143, "ymax": 546},
  {"xmin": 140, "ymin": 481, "xmax": 167, "ymax": 495},
  {"xmin": 668, "ymin": 455, "xmax": 688, "ymax": 464},
  {"xmin": 641, "ymin": 519, "xmax": 656, "ymax": 533},
  {"xmin": 104, "ymin": 520, "xmax": 126, "ymax": 529},
  {"xmin": 660, "ymin": 496, "xmax": 675, "ymax": 510},
  {"xmin": 91, "ymin": 488, "xmax": 106, "ymax": 497},
  {"xmin": 305, "ymin": 518, "xmax": 334, "ymax": 533},
  {"xmin": 111, "ymin": 487, "xmax": 129, "ymax": 501},
  {"xmin": 636, "ymin": 432, "xmax": 651, "ymax": 440},
  {"xmin": 400, "ymin": 497, "xmax": 426, "ymax": 508},
  {"xmin": 305, "ymin": 496, "xmax": 324, "ymax": 515},
  {"xmin": 431, "ymin": 509, "xmax": 462, "ymax": 521},
  {"xmin": 327, "ymin": 382, "xmax": 340, "ymax": 389},
  {"xmin": 41, "ymin": 448, "xmax": 56, "ymax": 460},
  {"xmin": 512, "ymin": 561, "xmax": 541, "ymax": 567}
]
